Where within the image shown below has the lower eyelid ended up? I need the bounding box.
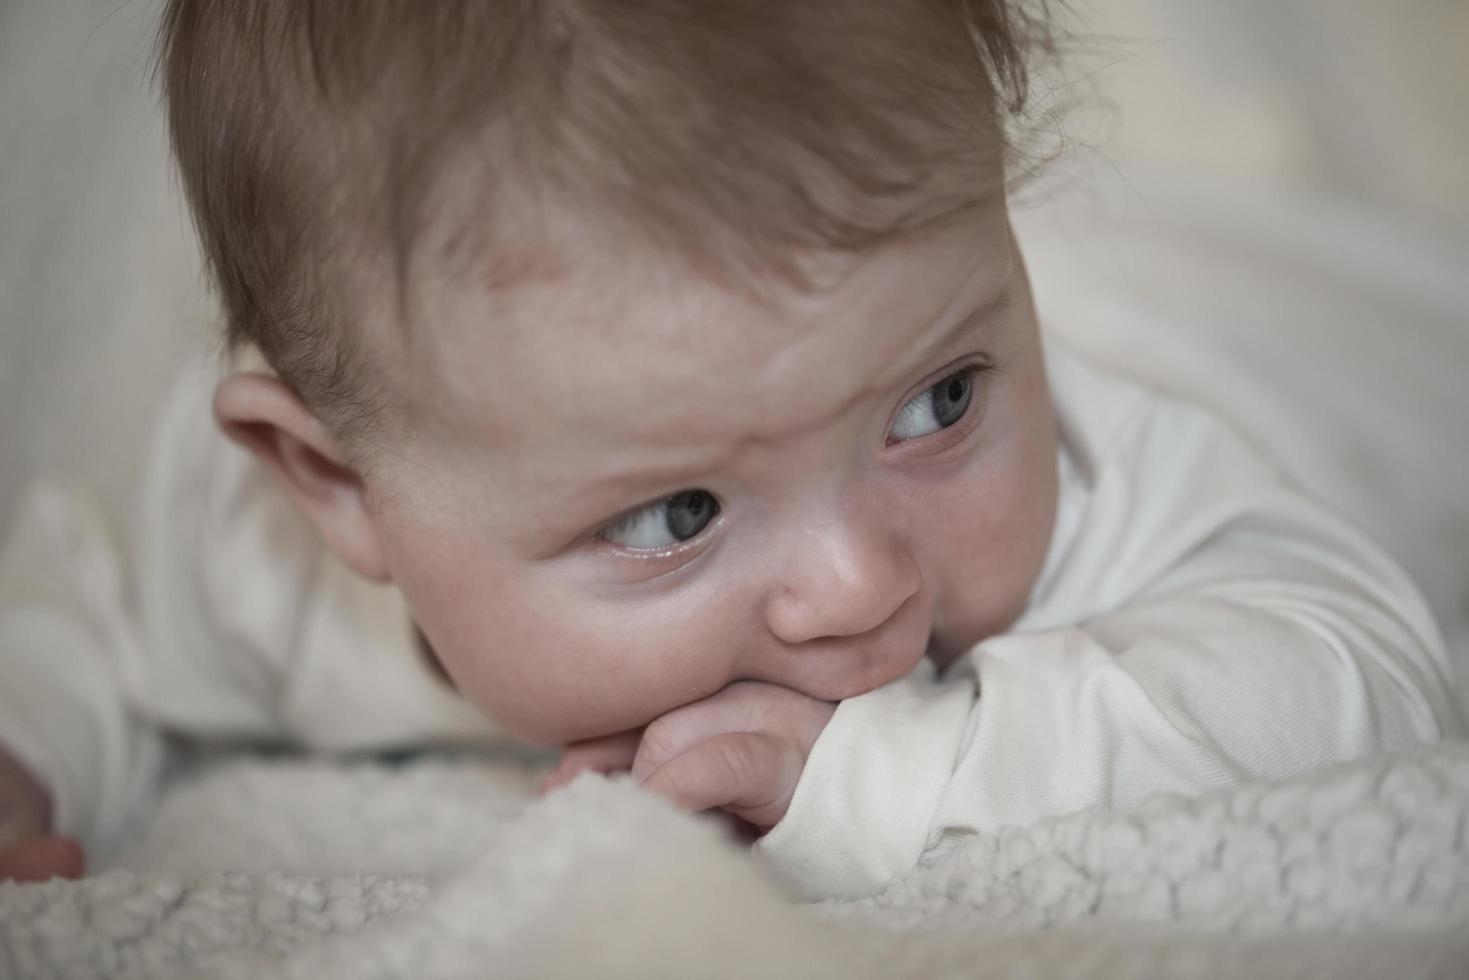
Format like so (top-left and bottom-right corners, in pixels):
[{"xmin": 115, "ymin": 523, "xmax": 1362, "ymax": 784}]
[
  {"xmin": 595, "ymin": 521, "xmax": 722, "ymax": 583},
  {"xmin": 597, "ymin": 508, "xmax": 720, "ymax": 555}
]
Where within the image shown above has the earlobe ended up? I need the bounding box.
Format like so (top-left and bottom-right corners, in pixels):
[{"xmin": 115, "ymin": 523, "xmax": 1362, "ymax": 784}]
[{"xmin": 213, "ymin": 372, "xmax": 392, "ymax": 583}]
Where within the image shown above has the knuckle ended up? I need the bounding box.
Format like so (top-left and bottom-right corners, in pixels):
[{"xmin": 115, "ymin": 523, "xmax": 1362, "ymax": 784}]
[
  {"xmin": 637, "ymin": 715, "xmax": 683, "ymax": 770},
  {"xmin": 712, "ymin": 734, "xmax": 761, "ymax": 785}
]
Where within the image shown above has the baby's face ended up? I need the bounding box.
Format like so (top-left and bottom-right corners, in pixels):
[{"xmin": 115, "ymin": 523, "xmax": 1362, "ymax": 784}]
[{"xmin": 365, "ymin": 200, "xmax": 1057, "ymax": 745}]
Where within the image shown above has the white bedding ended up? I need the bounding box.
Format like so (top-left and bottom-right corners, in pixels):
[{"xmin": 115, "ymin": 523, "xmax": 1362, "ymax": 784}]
[{"xmin": 3, "ymin": 742, "xmax": 1468, "ymax": 979}]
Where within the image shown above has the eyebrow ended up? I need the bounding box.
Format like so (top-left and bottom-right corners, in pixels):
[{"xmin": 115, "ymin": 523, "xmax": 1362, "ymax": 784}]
[
  {"xmin": 919, "ymin": 271, "xmax": 1011, "ymax": 364},
  {"xmin": 772, "ymin": 275, "xmax": 1008, "ymax": 444},
  {"xmin": 552, "ymin": 445, "xmax": 740, "ymax": 530}
]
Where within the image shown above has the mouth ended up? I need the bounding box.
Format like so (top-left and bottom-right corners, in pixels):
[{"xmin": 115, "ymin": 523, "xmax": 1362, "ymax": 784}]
[{"xmin": 776, "ymin": 602, "xmax": 942, "ymax": 702}]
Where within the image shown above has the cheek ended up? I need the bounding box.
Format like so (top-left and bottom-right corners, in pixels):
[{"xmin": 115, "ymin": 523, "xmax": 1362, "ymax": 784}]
[
  {"xmin": 381, "ymin": 527, "xmax": 749, "ymax": 745},
  {"xmin": 922, "ymin": 363, "xmax": 1057, "ymax": 648}
]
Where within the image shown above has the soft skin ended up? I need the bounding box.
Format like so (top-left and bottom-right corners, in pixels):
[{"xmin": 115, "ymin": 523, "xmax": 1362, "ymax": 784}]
[{"xmin": 208, "ymin": 196, "xmax": 1058, "ymax": 826}]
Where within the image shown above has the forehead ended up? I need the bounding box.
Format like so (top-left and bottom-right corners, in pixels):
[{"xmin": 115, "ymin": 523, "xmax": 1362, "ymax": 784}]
[{"xmin": 400, "ymin": 205, "xmax": 1012, "ymax": 460}]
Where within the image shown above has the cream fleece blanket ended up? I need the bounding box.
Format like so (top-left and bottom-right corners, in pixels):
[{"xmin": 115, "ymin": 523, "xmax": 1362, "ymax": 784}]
[{"xmin": 4, "ymin": 741, "xmax": 1468, "ymax": 979}]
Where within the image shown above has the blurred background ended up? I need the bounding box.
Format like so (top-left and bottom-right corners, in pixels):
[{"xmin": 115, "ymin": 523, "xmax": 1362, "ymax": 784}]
[
  {"xmin": 0, "ymin": 0, "xmax": 1466, "ymax": 667},
  {"xmin": 1052, "ymin": 0, "xmax": 1469, "ymax": 226}
]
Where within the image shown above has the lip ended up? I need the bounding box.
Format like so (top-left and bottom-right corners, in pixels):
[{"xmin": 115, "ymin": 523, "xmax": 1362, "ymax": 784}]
[{"xmin": 789, "ymin": 628, "xmax": 931, "ymax": 702}]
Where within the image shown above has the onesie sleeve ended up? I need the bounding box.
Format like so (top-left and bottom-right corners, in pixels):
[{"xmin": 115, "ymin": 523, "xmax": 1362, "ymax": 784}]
[
  {"xmin": 0, "ymin": 357, "xmax": 289, "ymax": 846},
  {"xmin": 0, "ymin": 354, "xmax": 491, "ymax": 846},
  {"xmin": 756, "ymin": 370, "xmax": 1464, "ymax": 902},
  {"xmin": 0, "ymin": 485, "xmax": 167, "ymax": 847}
]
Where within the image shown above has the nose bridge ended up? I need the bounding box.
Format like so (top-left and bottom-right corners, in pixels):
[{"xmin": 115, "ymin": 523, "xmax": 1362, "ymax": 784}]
[{"xmin": 764, "ymin": 481, "xmax": 920, "ymax": 646}]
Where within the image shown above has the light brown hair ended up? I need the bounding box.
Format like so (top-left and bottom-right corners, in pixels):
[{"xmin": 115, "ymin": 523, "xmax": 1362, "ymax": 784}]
[{"xmin": 158, "ymin": 1, "xmax": 1055, "ymax": 446}]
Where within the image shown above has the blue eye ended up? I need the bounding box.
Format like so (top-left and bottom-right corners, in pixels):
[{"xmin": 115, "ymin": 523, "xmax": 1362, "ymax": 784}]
[
  {"xmin": 601, "ymin": 490, "xmax": 719, "ymax": 550},
  {"xmin": 888, "ymin": 368, "xmax": 974, "ymax": 443}
]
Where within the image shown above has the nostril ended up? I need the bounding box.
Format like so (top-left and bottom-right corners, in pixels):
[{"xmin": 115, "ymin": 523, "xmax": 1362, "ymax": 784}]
[
  {"xmin": 766, "ymin": 565, "xmax": 921, "ymax": 648},
  {"xmin": 756, "ymin": 587, "xmax": 932, "ymax": 701},
  {"xmin": 767, "ymin": 585, "xmax": 903, "ymax": 647},
  {"xmin": 762, "ymin": 514, "xmax": 922, "ymax": 648}
]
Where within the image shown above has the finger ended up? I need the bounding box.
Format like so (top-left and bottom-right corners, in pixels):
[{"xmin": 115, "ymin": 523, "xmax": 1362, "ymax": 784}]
[
  {"xmin": 0, "ymin": 836, "xmax": 85, "ymax": 883},
  {"xmin": 630, "ymin": 683, "xmax": 774, "ymax": 783},
  {"xmin": 640, "ymin": 731, "xmax": 798, "ymax": 829},
  {"xmin": 539, "ymin": 730, "xmax": 643, "ymax": 795},
  {"xmin": 0, "ymin": 790, "xmax": 50, "ymax": 850}
]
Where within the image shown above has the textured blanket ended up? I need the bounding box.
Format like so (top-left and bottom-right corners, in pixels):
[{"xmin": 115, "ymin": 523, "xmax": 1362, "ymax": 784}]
[{"xmin": 3, "ymin": 742, "xmax": 1468, "ymax": 979}]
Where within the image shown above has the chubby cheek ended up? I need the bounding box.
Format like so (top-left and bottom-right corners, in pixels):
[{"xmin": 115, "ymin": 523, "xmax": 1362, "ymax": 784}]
[
  {"xmin": 925, "ymin": 360, "xmax": 1057, "ymax": 661},
  {"xmin": 380, "ymin": 527, "xmax": 746, "ymax": 745}
]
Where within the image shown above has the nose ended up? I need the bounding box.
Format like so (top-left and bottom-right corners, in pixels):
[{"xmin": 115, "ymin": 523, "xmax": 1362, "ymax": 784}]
[{"xmin": 764, "ymin": 506, "xmax": 921, "ymax": 647}]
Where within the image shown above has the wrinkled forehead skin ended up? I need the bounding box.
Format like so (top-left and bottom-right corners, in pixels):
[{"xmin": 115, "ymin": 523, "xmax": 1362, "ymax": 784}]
[{"xmin": 369, "ymin": 196, "xmax": 1017, "ymax": 509}]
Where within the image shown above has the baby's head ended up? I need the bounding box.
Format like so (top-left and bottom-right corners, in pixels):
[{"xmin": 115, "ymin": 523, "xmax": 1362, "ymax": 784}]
[{"xmin": 159, "ymin": 0, "xmax": 1059, "ymax": 746}]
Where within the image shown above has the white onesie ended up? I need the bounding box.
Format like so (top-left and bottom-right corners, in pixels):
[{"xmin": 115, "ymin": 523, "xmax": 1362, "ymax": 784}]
[{"xmin": 0, "ymin": 338, "xmax": 1461, "ymax": 897}]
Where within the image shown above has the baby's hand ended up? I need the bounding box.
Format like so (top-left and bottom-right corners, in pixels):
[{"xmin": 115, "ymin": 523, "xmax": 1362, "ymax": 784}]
[
  {"xmin": 539, "ymin": 730, "xmax": 644, "ymax": 795},
  {"xmin": 544, "ymin": 681, "xmax": 834, "ymax": 832},
  {"xmin": 0, "ymin": 746, "xmax": 84, "ymax": 883},
  {"xmin": 630, "ymin": 681, "xmax": 835, "ymax": 830}
]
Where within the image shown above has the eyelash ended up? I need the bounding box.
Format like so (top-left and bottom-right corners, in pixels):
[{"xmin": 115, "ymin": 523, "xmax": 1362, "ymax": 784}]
[
  {"xmin": 590, "ymin": 506, "xmax": 721, "ymax": 580},
  {"xmin": 883, "ymin": 360, "xmax": 995, "ymax": 452}
]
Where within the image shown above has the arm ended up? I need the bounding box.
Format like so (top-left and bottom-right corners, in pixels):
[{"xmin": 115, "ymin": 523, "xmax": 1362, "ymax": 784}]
[
  {"xmin": 0, "ymin": 485, "xmax": 168, "ymax": 855},
  {"xmin": 756, "ymin": 390, "xmax": 1464, "ymax": 901},
  {"xmin": 0, "ymin": 354, "xmax": 487, "ymax": 864},
  {"xmin": 0, "ymin": 358, "xmax": 289, "ymax": 856}
]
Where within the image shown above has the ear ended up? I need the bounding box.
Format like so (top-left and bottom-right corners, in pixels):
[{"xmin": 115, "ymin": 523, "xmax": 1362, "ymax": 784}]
[{"xmin": 213, "ymin": 372, "xmax": 391, "ymax": 583}]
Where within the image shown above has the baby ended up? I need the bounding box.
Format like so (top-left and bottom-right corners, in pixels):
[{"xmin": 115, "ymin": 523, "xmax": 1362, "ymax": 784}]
[{"xmin": 0, "ymin": 0, "xmax": 1462, "ymax": 898}]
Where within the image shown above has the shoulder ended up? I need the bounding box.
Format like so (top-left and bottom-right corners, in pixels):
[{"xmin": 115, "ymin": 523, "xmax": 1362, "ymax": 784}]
[
  {"xmin": 1026, "ymin": 337, "xmax": 1325, "ymax": 627},
  {"xmin": 1044, "ymin": 337, "xmax": 1279, "ymax": 496},
  {"xmin": 136, "ymin": 348, "xmax": 323, "ymax": 680}
]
